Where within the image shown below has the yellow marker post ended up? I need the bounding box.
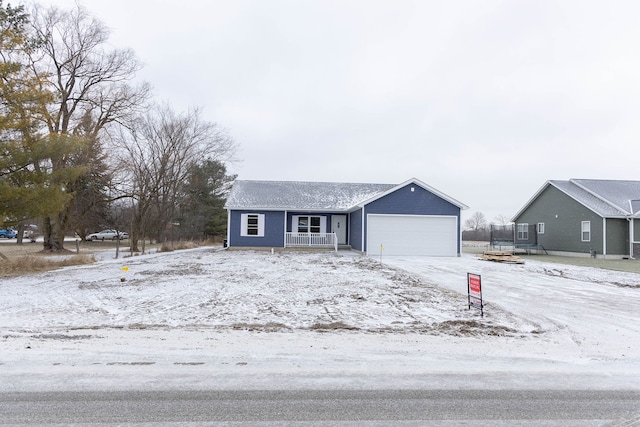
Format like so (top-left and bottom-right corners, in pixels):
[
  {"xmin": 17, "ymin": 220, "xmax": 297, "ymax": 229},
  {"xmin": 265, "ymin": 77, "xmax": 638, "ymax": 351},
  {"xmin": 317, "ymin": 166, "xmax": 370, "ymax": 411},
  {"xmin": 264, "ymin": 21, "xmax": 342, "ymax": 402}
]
[{"xmin": 121, "ymin": 266, "xmax": 129, "ymax": 282}]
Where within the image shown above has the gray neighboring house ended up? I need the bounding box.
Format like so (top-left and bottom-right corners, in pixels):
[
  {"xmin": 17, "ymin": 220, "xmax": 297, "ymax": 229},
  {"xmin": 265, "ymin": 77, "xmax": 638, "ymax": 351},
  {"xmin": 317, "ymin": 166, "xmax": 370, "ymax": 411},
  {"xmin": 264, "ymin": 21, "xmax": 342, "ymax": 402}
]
[{"xmin": 512, "ymin": 179, "xmax": 640, "ymax": 258}]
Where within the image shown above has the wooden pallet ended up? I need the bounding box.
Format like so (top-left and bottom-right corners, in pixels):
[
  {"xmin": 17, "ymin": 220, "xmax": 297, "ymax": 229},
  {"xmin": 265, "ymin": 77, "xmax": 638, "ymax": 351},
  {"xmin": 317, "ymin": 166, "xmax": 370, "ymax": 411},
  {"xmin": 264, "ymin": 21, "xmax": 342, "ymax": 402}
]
[{"xmin": 478, "ymin": 251, "xmax": 524, "ymax": 264}]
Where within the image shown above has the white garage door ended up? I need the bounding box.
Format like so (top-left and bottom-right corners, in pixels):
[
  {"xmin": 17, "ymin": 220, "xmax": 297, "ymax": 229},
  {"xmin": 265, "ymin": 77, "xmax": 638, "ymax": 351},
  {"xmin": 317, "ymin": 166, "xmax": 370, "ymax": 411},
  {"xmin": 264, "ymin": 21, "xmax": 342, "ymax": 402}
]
[{"xmin": 367, "ymin": 214, "xmax": 458, "ymax": 257}]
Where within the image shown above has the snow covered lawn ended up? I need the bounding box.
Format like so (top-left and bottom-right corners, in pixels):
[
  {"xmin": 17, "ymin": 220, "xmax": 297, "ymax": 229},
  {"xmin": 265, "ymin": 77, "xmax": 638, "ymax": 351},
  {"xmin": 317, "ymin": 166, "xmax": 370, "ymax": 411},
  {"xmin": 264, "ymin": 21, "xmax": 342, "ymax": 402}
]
[{"xmin": 1, "ymin": 247, "xmax": 639, "ymax": 391}]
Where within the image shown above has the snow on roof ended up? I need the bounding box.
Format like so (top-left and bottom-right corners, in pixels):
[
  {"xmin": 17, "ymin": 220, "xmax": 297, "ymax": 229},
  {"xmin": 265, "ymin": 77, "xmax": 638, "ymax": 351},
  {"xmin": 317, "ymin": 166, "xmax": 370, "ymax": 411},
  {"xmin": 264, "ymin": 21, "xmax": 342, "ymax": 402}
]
[
  {"xmin": 573, "ymin": 179, "xmax": 640, "ymax": 215},
  {"xmin": 224, "ymin": 180, "xmax": 396, "ymax": 211},
  {"xmin": 550, "ymin": 179, "xmax": 640, "ymax": 217}
]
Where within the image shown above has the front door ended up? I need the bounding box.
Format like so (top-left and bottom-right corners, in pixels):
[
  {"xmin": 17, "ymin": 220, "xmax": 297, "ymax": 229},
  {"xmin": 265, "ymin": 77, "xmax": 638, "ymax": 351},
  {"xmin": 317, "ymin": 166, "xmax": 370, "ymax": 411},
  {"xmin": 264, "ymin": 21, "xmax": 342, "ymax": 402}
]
[{"xmin": 331, "ymin": 215, "xmax": 347, "ymax": 245}]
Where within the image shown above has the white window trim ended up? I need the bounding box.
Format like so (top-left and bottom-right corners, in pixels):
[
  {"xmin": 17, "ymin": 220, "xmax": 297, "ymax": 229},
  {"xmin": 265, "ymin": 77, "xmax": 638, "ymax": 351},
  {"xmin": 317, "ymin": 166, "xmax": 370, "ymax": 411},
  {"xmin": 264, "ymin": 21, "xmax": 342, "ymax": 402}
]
[
  {"xmin": 537, "ymin": 223, "xmax": 545, "ymax": 234},
  {"xmin": 241, "ymin": 213, "xmax": 265, "ymax": 237},
  {"xmin": 581, "ymin": 220, "xmax": 591, "ymax": 242},
  {"xmin": 292, "ymin": 215, "xmax": 327, "ymax": 234},
  {"xmin": 517, "ymin": 223, "xmax": 529, "ymax": 240}
]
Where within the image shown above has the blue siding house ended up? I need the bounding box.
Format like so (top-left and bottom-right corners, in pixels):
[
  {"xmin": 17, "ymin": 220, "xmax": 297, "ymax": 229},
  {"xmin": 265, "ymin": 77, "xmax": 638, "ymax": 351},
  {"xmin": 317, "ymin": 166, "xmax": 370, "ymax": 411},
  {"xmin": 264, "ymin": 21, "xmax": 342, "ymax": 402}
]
[{"xmin": 224, "ymin": 178, "xmax": 468, "ymax": 256}]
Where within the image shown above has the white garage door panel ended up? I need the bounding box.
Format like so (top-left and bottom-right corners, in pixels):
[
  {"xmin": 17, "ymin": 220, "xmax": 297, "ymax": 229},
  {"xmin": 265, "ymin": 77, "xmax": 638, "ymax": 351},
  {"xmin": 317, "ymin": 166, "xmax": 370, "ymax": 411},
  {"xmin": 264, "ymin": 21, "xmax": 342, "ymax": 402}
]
[{"xmin": 367, "ymin": 215, "xmax": 457, "ymax": 256}]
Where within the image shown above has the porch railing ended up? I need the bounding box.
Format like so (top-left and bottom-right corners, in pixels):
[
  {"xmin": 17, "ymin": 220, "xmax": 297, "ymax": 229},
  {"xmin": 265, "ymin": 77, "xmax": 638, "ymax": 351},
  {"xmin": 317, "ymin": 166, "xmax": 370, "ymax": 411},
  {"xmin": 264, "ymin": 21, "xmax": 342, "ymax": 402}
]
[{"xmin": 285, "ymin": 232, "xmax": 338, "ymax": 251}]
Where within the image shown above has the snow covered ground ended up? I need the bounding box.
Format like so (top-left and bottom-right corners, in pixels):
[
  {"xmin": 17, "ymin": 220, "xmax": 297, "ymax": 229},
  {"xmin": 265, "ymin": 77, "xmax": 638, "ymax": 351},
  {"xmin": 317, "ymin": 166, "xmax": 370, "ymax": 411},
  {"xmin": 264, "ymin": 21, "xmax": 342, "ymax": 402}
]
[{"xmin": 1, "ymin": 247, "xmax": 639, "ymax": 392}]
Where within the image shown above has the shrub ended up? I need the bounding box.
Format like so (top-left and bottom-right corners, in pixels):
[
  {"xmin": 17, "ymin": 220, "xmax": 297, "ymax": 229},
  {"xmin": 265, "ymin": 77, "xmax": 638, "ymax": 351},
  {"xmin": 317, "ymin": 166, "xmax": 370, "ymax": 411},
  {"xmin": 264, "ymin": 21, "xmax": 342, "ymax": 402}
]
[{"xmin": 0, "ymin": 254, "xmax": 95, "ymax": 277}]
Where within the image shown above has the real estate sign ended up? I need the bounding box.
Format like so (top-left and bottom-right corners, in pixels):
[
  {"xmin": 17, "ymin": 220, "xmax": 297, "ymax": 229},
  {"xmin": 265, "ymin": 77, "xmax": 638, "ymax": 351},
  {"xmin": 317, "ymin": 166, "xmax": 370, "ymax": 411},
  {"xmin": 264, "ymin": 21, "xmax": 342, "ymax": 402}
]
[{"xmin": 467, "ymin": 273, "xmax": 484, "ymax": 317}]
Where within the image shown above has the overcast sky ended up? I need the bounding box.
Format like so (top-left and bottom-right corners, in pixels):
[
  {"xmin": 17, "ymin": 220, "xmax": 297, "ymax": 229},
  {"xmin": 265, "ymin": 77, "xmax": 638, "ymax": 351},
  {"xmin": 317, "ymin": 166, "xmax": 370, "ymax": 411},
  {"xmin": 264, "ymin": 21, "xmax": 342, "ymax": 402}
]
[{"xmin": 35, "ymin": 0, "xmax": 640, "ymax": 222}]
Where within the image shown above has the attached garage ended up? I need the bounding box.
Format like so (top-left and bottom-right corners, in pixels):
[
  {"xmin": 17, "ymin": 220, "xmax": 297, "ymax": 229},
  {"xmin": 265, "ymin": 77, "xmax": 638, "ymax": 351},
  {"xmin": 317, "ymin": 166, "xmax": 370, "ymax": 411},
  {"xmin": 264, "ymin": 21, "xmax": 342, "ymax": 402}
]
[
  {"xmin": 367, "ymin": 214, "xmax": 458, "ymax": 256},
  {"xmin": 225, "ymin": 178, "xmax": 467, "ymax": 255}
]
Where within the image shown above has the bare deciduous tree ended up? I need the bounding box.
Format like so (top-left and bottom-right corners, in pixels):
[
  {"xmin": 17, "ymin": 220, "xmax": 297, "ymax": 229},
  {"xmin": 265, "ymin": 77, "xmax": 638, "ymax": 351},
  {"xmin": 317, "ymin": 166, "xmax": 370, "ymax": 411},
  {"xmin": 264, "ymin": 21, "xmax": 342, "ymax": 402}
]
[
  {"xmin": 464, "ymin": 211, "xmax": 488, "ymax": 231},
  {"xmin": 27, "ymin": 3, "xmax": 150, "ymax": 251},
  {"xmin": 117, "ymin": 104, "xmax": 237, "ymax": 252},
  {"xmin": 493, "ymin": 214, "xmax": 512, "ymax": 226}
]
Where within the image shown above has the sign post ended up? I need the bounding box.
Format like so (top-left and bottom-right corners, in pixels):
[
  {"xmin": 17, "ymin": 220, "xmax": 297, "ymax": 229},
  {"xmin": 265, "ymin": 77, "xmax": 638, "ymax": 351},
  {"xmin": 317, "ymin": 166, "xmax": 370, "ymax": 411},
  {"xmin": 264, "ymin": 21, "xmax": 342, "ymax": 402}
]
[{"xmin": 467, "ymin": 273, "xmax": 484, "ymax": 317}]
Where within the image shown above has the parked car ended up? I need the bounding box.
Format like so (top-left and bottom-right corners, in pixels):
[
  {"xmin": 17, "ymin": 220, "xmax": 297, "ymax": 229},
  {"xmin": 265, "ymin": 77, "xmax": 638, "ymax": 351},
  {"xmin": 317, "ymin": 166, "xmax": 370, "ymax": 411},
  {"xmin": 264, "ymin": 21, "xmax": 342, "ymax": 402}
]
[
  {"xmin": 23, "ymin": 229, "xmax": 36, "ymax": 242},
  {"xmin": 86, "ymin": 229, "xmax": 129, "ymax": 241},
  {"xmin": 0, "ymin": 228, "xmax": 17, "ymax": 239},
  {"xmin": 23, "ymin": 224, "xmax": 38, "ymax": 242}
]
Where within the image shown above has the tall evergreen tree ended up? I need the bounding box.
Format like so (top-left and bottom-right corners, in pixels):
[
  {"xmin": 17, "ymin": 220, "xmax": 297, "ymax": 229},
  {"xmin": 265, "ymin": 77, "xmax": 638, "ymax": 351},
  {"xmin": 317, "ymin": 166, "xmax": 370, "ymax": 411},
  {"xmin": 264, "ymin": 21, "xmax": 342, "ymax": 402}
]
[
  {"xmin": 0, "ymin": 1, "xmax": 80, "ymax": 230},
  {"xmin": 179, "ymin": 160, "xmax": 236, "ymax": 239}
]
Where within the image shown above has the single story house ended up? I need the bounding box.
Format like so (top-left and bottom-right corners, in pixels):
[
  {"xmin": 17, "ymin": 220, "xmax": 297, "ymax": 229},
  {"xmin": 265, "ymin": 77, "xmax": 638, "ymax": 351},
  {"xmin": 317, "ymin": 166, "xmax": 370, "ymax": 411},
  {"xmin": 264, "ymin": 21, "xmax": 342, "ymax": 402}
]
[
  {"xmin": 224, "ymin": 178, "xmax": 468, "ymax": 256},
  {"xmin": 511, "ymin": 179, "xmax": 640, "ymax": 258}
]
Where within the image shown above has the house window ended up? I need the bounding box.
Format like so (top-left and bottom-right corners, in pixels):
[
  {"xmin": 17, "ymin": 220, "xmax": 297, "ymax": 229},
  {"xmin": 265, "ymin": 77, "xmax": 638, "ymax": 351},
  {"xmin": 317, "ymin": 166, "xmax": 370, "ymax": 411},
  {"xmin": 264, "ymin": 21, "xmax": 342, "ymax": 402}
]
[
  {"xmin": 517, "ymin": 223, "xmax": 529, "ymax": 240},
  {"xmin": 581, "ymin": 221, "xmax": 591, "ymax": 242},
  {"xmin": 537, "ymin": 223, "xmax": 545, "ymax": 234},
  {"xmin": 310, "ymin": 217, "xmax": 320, "ymax": 233},
  {"xmin": 241, "ymin": 213, "xmax": 265, "ymax": 237},
  {"xmin": 247, "ymin": 215, "xmax": 259, "ymax": 235},
  {"xmin": 297, "ymin": 216, "xmax": 321, "ymax": 233}
]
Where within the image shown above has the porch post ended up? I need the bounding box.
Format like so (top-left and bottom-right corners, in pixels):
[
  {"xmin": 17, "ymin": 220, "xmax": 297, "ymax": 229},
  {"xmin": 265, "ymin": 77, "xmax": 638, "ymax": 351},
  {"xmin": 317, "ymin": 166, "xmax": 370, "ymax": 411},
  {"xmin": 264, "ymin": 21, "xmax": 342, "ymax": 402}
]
[
  {"xmin": 361, "ymin": 207, "xmax": 366, "ymax": 254},
  {"xmin": 630, "ymin": 217, "xmax": 635, "ymax": 259},
  {"xmin": 284, "ymin": 210, "xmax": 288, "ymax": 248},
  {"xmin": 602, "ymin": 217, "xmax": 607, "ymax": 256}
]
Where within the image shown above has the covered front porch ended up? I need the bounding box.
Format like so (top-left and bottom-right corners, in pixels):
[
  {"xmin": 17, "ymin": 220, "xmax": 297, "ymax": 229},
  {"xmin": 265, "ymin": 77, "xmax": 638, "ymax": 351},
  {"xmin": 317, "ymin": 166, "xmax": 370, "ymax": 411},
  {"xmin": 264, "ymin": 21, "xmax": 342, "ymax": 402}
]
[
  {"xmin": 284, "ymin": 213, "xmax": 348, "ymax": 251},
  {"xmin": 284, "ymin": 232, "xmax": 339, "ymax": 251}
]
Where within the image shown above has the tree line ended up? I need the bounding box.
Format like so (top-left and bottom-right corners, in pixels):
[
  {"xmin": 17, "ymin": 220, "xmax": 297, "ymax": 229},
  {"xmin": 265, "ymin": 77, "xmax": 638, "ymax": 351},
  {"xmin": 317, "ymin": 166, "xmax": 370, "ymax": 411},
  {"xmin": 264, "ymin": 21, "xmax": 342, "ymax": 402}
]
[
  {"xmin": 462, "ymin": 212, "xmax": 511, "ymax": 241},
  {"xmin": 0, "ymin": 2, "xmax": 237, "ymax": 251}
]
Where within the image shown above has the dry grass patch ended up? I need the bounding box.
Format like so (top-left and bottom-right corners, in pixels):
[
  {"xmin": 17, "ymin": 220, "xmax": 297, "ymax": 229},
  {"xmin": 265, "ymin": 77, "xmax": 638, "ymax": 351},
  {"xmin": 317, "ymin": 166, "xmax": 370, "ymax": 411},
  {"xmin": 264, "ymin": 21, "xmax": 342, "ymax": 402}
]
[
  {"xmin": 309, "ymin": 321, "xmax": 359, "ymax": 331},
  {"xmin": 0, "ymin": 254, "xmax": 95, "ymax": 277},
  {"xmin": 159, "ymin": 240, "xmax": 203, "ymax": 252},
  {"xmin": 230, "ymin": 322, "xmax": 290, "ymax": 332}
]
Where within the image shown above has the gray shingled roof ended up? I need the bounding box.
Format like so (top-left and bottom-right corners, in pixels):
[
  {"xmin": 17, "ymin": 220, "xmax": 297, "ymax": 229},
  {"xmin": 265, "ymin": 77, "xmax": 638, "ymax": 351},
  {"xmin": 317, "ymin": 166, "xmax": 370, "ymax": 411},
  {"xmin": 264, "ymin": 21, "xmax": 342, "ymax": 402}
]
[
  {"xmin": 224, "ymin": 180, "xmax": 396, "ymax": 211},
  {"xmin": 550, "ymin": 179, "xmax": 640, "ymax": 217}
]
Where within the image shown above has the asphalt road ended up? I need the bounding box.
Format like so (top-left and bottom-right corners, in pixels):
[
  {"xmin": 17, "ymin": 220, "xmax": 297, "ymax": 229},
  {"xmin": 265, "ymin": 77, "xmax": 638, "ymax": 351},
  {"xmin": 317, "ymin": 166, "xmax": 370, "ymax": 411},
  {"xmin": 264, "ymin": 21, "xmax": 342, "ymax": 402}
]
[{"xmin": 1, "ymin": 389, "xmax": 639, "ymax": 425}]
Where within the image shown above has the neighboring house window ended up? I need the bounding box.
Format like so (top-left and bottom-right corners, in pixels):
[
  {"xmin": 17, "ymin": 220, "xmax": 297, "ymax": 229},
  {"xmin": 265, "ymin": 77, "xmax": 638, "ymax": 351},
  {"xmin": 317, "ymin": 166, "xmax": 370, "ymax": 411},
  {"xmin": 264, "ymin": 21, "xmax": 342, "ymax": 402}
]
[
  {"xmin": 241, "ymin": 213, "xmax": 265, "ymax": 237},
  {"xmin": 537, "ymin": 223, "xmax": 545, "ymax": 234},
  {"xmin": 296, "ymin": 216, "xmax": 322, "ymax": 233},
  {"xmin": 517, "ymin": 223, "xmax": 529, "ymax": 240},
  {"xmin": 581, "ymin": 221, "xmax": 591, "ymax": 242}
]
